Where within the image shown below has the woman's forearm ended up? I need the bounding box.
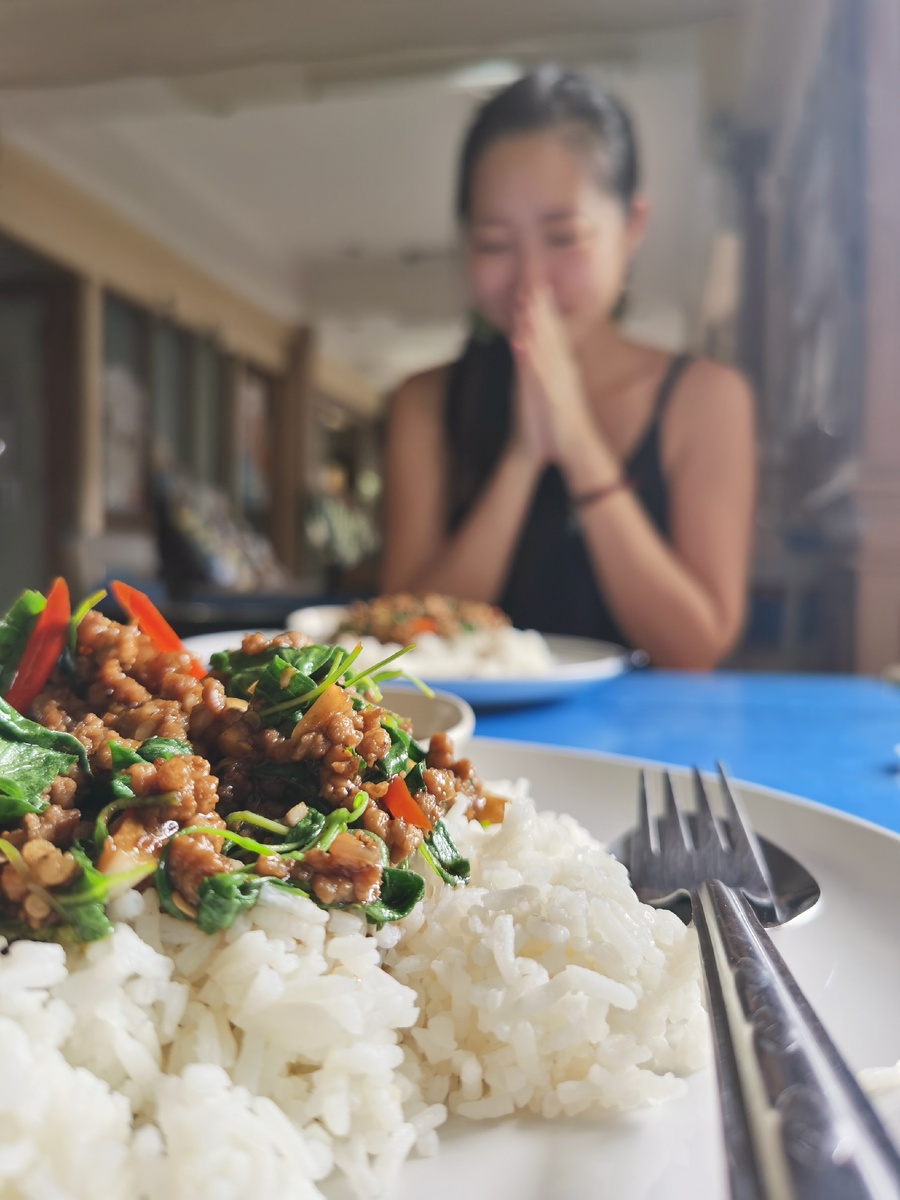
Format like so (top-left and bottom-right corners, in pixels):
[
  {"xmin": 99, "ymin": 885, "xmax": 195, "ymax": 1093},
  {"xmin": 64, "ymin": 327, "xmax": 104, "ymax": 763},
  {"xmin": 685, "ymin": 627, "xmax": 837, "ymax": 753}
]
[
  {"xmin": 397, "ymin": 447, "xmax": 543, "ymax": 601},
  {"xmin": 577, "ymin": 490, "xmax": 742, "ymax": 667}
]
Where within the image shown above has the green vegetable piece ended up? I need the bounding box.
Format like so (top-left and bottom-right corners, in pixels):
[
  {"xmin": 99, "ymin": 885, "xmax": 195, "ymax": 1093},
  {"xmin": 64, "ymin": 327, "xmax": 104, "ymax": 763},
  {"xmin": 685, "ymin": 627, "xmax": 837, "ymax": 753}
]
[
  {"xmin": 226, "ymin": 807, "xmax": 326, "ymax": 853},
  {"xmin": 0, "ymin": 721, "xmax": 82, "ymax": 825},
  {"xmin": 53, "ymin": 844, "xmax": 155, "ymax": 942},
  {"xmin": 359, "ymin": 867, "xmax": 425, "ymax": 923},
  {"xmin": 68, "ymin": 589, "xmax": 106, "ymax": 656},
  {"xmin": 0, "ymin": 695, "xmax": 90, "ymax": 777},
  {"xmin": 420, "ymin": 820, "xmax": 470, "ymax": 886},
  {"xmin": 153, "ymin": 841, "xmax": 188, "ymax": 922},
  {"xmin": 93, "ymin": 790, "xmax": 178, "ymax": 849},
  {"xmin": 0, "ymin": 919, "xmax": 72, "ymax": 944},
  {"xmin": 108, "ymin": 742, "xmax": 144, "ymax": 772},
  {"xmin": 0, "ymin": 591, "xmax": 45, "ymax": 696},
  {"xmin": 196, "ymin": 871, "xmax": 264, "ymax": 933},
  {"xmin": 316, "ymin": 792, "xmax": 367, "ymax": 853},
  {"xmin": 403, "ymin": 762, "xmax": 425, "ymax": 796},
  {"xmin": 367, "ymin": 722, "xmax": 414, "ymax": 783},
  {"xmin": 138, "ymin": 737, "xmax": 192, "ymax": 763}
]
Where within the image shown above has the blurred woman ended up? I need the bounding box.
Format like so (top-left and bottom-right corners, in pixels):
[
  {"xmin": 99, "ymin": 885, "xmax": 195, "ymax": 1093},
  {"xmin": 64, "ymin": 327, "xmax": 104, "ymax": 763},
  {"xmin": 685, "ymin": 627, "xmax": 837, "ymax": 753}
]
[{"xmin": 382, "ymin": 67, "xmax": 755, "ymax": 668}]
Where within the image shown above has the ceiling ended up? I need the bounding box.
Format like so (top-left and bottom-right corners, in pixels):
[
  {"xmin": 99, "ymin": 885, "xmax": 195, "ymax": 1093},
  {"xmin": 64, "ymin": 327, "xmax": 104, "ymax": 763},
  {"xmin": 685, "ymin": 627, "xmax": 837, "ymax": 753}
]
[
  {"xmin": 0, "ymin": 0, "xmax": 739, "ymax": 90},
  {"xmin": 0, "ymin": 0, "xmax": 757, "ymax": 385}
]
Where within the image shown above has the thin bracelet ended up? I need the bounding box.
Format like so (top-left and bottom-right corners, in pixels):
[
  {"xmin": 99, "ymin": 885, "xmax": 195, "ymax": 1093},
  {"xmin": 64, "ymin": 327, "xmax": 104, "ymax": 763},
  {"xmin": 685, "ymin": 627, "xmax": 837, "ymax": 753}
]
[{"xmin": 572, "ymin": 478, "xmax": 631, "ymax": 510}]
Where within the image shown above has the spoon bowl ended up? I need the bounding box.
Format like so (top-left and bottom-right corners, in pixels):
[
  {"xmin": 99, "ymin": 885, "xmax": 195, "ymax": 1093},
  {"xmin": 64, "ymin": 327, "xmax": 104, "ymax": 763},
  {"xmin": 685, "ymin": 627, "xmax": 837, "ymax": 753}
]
[{"xmin": 608, "ymin": 816, "xmax": 821, "ymax": 928}]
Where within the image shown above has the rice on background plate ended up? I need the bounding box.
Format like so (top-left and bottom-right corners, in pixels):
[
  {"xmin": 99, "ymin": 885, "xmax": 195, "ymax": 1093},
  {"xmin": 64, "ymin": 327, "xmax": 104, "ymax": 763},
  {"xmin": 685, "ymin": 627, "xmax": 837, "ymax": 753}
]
[
  {"xmin": 0, "ymin": 781, "xmax": 707, "ymax": 1200},
  {"xmin": 327, "ymin": 629, "xmax": 556, "ymax": 681}
]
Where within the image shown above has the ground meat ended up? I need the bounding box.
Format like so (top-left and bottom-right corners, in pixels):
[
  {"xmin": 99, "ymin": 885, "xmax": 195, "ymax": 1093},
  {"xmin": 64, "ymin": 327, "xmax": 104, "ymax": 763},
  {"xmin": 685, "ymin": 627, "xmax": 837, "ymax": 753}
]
[
  {"xmin": 385, "ymin": 816, "xmax": 425, "ymax": 864},
  {"xmin": 110, "ymin": 700, "xmax": 191, "ymax": 743},
  {"xmin": 126, "ymin": 754, "xmax": 219, "ymax": 824},
  {"xmin": 422, "ymin": 767, "xmax": 458, "ymax": 810},
  {"xmin": 48, "ymin": 775, "xmax": 78, "ymax": 809},
  {"xmin": 5, "ymin": 618, "xmax": 495, "ymax": 938},
  {"xmin": 166, "ymin": 827, "xmax": 235, "ymax": 907},
  {"xmin": 359, "ymin": 722, "xmax": 391, "ymax": 767},
  {"xmin": 292, "ymin": 830, "xmax": 381, "ymax": 906},
  {"xmin": 416, "ymin": 791, "xmax": 441, "ymax": 827},
  {"xmin": 0, "ymin": 838, "xmax": 79, "ymax": 930},
  {"xmin": 362, "ymin": 802, "xmax": 390, "ymax": 840},
  {"xmin": 338, "ymin": 592, "xmax": 508, "ymax": 644},
  {"xmin": 255, "ymin": 854, "xmax": 290, "ymax": 879},
  {"xmin": 290, "ymin": 731, "xmax": 329, "ymax": 761},
  {"xmin": 426, "ymin": 730, "xmax": 456, "ymax": 771},
  {"xmin": 22, "ymin": 805, "xmax": 80, "ymax": 849},
  {"xmin": 466, "ymin": 790, "xmax": 509, "ymax": 825},
  {"xmin": 20, "ymin": 838, "xmax": 79, "ymax": 888}
]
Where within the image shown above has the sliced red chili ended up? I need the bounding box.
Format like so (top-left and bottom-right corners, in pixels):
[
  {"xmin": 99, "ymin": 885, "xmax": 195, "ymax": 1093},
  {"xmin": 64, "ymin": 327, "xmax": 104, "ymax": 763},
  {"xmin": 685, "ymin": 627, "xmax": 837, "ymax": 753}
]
[
  {"xmin": 5, "ymin": 577, "xmax": 71, "ymax": 713},
  {"xmin": 110, "ymin": 580, "xmax": 206, "ymax": 679},
  {"xmin": 408, "ymin": 617, "xmax": 438, "ymax": 636},
  {"xmin": 384, "ymin": 773, "xmax": 432, "ymax": 831}
]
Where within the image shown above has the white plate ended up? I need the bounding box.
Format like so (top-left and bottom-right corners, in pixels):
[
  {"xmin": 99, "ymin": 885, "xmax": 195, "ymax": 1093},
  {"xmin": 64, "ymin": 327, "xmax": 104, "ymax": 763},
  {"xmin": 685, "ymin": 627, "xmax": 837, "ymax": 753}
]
[
  {"xmin": 286, "ymin": 605, "xmax": 631, "ymax": 708},
  {"xmin": 181, "ymin": 631, "xmax": 475, "ymax": 751},
  {"xmin": 385, "ymin": 738, "xmax": 900, "ymax": 1200}
]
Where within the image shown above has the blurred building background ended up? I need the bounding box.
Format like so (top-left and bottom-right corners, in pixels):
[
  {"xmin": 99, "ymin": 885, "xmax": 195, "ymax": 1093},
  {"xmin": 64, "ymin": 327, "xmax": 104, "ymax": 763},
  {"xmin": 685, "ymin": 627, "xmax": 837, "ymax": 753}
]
[{"xmin": 0, "ymin": 0, "xmax": 897, "ymax": 671}]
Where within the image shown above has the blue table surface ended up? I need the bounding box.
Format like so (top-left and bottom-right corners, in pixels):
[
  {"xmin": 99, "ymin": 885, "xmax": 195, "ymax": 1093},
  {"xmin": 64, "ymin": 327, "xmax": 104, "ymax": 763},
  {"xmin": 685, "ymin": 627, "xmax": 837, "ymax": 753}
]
[{"xmin": 475, "ymin": 671, "xmax": 900, "ymax": 836}]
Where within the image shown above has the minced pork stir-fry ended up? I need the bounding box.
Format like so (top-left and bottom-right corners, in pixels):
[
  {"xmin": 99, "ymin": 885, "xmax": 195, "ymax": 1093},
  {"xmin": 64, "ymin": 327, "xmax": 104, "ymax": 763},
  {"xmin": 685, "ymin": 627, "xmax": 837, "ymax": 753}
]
[
  {"xmin": 0, "ymin": 579, "xmax": 502, "ymax": 944},
  {"xmin": 337, "ymin": 593, "xmax": 509, "ymax": 646}
]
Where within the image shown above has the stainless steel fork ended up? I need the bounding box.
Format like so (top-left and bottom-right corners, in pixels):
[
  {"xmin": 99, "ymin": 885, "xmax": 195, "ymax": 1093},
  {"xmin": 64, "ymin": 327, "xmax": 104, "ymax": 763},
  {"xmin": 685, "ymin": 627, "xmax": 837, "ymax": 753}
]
[{"xmin": 629, "ymin": 766, "xmax": 900, "ymax": 1200}]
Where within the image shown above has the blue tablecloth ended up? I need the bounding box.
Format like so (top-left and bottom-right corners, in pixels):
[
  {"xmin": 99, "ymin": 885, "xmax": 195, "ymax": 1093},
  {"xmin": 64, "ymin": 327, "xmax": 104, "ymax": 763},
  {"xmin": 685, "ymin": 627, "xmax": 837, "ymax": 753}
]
[{"xmin": 475, "ymin": 671, "xmax": 900, "ymax": 835}]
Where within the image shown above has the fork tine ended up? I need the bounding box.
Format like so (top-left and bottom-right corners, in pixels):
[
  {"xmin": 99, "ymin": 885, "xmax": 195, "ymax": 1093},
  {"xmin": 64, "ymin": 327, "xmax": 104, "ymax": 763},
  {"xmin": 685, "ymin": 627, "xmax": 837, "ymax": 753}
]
[
  {"xmin": 628, "ymin": 770, "xmax": 660, "ymax": 902},
  {"xmin": 716, "ymin": 762, "xmax": 776, "ymax": 902},
  {"xmin": 692, "ymin": 767, "xmax": 728, "ymax": 853},
  {"xmin": 660, "ymin": 770, "xmax": 693, "ymax": 852},
  {"xmin": 637, "ymin": 769, "xmax": 655, "ymax": 853}
]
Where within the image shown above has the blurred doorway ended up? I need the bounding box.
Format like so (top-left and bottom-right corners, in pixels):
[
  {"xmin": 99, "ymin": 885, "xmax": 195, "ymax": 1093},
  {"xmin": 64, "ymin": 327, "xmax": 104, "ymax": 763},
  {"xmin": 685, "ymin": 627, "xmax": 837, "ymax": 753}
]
[{"xmin": 0, "ymin": 293, "xmax": 46, "ymax": 609}]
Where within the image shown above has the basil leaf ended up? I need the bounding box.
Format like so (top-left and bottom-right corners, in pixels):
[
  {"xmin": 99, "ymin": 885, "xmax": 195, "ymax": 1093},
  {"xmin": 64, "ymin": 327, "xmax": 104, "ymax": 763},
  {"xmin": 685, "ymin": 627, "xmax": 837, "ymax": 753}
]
[
  {"xmin": 0, "ymin": 733, "xmax": 79, "ymax": 826},
  {"xmin": 0, "ymin": 591, "xmax": 45, "ymax": 696},
  {"xmin": 108, "ymin": 742, "xmax": 144, "ymax": 773},
  {"xmin": 404, "ymin": 763, "xmax": 425, "ymax": 796},
  {"xmin": 420, "ymin": 820, "xmax": 470, "ymax": 886},
  {"xmin": 407, "ymin": 737, "xmax": 427, "ymax": 765},
  {"xmin": 359, "ymin": 867, "xmax": 425, "ymax": 923},
  {"xmin": 106, "ymin": 736, "xmax": 193, "ymax": 806},
  {"xmin": 196, "ymin": 871, "xmax": 263, "ymax": 933},
  {"xmin": 211, "ymin": 644, "xmax": 339, "ymax": 700},
  {"xmin": 51, "ymin": 845, "xmax": 154, "ymax": 944},
  {"xmin": 138, "ymin": 737, "xmax": 192, "ymax": 762},
  {"xmin": 250, "ymin": 761, "xmax": 327, "ymax": 810},
  {"xmin": 0, "ymin": 696, "xmax": 90, "ymax": 777},
  {"xmin": 283, "ymin": 807, "xmax": 326, "ymax": 851},
  {"xmin": 0, "ymin": 919, "xmax": 72, "ymax": 944},
  {"xmin": 367, "ymin": 723, "xmax": 412, "ymax": 782}
]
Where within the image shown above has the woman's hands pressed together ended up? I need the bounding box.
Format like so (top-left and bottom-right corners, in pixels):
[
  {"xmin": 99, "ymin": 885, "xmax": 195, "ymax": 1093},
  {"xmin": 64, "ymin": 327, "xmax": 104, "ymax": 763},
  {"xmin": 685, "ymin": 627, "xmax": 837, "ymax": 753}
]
[{"xmin": 510, "ymin": 281, "xmax": 620, "ymax": 493}]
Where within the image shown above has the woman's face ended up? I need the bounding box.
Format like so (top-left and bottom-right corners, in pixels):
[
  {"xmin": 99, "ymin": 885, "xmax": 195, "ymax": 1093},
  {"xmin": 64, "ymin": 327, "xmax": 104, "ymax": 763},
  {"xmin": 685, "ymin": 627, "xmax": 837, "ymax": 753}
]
[{"xmin": 464, "ymin": 129, "xmax": 644, "ymax": 345}]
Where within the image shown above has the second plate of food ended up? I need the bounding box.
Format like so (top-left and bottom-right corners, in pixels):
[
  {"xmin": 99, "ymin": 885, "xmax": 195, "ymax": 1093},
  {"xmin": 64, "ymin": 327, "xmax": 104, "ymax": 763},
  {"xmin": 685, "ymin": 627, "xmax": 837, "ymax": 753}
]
[{"xmin": 286, "ymin": 604, "xmax": 631, "ymax": 709}]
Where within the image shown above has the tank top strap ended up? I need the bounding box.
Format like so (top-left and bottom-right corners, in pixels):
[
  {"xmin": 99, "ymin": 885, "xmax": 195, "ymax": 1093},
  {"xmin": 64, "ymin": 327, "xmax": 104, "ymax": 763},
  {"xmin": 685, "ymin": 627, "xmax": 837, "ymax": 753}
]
[
  {"xmin": 624, "ymin": 352, "xmax": 693, "ymax": 473},
  {"xmin": 653, "ymin": 352, "xmax": 693, "ymax": 421}
]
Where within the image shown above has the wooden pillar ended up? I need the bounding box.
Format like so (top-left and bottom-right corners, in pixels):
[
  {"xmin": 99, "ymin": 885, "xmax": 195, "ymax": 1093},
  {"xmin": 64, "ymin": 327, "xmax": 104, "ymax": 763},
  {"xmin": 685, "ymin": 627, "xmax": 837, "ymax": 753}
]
[
  {"xmin": 853, "ymin": 0, "xmax": 900, "ymax": 672},
  {"xmin": 270, "ymin": 327, "xmax": 314, "ymax": 575},
  {"xmin": 74, "ymin": 277, "xmax": 105, "ymax": 537}
]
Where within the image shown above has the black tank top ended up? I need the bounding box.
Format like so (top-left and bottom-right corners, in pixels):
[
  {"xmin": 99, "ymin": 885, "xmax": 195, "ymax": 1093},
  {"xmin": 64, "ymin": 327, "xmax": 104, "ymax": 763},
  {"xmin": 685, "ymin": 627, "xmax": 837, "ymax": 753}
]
[{"xmin": 444, "ymin": 350, "xmax": 693, "ymax": 646}]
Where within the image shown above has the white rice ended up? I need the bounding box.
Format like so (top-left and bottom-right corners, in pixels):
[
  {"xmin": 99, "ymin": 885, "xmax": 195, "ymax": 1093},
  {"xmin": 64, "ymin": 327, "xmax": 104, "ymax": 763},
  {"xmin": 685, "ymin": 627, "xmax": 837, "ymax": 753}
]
[
  {"xmin": 0, "ymin": 782, "xmax": 706, "ymax": 1199},
  {"xmin": 333, "ymin": 628, "xmax": 555, "ymax": 680}
]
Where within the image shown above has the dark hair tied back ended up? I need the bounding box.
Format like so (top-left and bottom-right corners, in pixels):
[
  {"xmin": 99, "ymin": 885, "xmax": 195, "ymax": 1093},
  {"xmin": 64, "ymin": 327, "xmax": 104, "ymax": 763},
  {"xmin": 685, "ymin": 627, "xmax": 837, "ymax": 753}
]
[{"xmin": 455, "ymin": 65, "xmax": 640, "ymax": 221}]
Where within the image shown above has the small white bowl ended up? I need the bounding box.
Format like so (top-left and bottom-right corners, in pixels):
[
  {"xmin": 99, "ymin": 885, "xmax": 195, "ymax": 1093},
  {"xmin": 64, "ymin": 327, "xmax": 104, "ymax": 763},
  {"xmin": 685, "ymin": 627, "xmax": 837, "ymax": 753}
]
[{"xmin": 378, "ymin": 685, "xmax": 475, "ymax": 754}]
